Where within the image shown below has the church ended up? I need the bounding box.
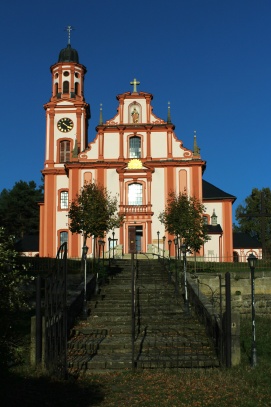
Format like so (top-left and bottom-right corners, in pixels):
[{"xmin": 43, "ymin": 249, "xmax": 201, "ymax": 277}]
[{"xmin": 39, "ymin": 39, "xmax": 237, "ymax": 261}]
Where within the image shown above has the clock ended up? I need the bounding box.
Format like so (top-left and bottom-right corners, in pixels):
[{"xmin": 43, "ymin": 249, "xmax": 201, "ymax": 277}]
[{"xmin": 57, "ymin": 117, "xmax": 74, "ymax": 132}]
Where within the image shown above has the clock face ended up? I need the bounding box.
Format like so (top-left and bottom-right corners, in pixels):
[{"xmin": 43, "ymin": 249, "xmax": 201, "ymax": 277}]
[{"xmin": 57, "ymin": 117, "xmax": 74, "ymax": 132}]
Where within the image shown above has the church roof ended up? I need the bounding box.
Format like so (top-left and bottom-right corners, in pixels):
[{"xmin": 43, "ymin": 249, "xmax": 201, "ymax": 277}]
[
  {"xmin": 233, "ymin": 233, "xmax": 262, "ymax": 249},
  {"xmin": 206, "ymin": 224, "xmax": 223, "ymax": 234},
  {"xmin": 58, "ymin": 44, "xmax": 79, "ymax": 63},
  {"xmin": 203, "ymin": 180, "xmax": 236, "ymax": 202}
]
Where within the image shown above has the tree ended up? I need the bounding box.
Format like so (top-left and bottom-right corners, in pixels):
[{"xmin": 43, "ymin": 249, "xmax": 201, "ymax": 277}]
[
  {"xmin": 235, "ymin": 187, "xmax": 271, "ymax": 256},
  {"xmin": 0, "ymin": 180, "xmax": 43, "ymax": 239},
  {"xmin": 68, "ymin": 182, "xmax": 122, "ymax": 249},
  {"xmin": 159, "ymin": 191, "xmax": 209, "ymax": 253},
  {"xmin": 0, "ymin": 227, "xmax": 30, "ymax": 369}
]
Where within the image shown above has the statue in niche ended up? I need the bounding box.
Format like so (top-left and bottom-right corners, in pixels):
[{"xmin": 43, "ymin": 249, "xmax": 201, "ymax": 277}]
[{"xmin": 131, "ymin": 107, "xmax": 139, "ymax": 123}]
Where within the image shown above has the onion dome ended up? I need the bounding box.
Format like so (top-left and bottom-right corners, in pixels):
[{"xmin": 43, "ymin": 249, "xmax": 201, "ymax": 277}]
[{"xmin": 58, "ymin": 44, "xmax": 79, "ymax": 63}]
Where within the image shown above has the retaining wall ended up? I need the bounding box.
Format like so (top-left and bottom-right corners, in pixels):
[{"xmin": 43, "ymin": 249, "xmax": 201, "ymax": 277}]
[{"xmin": 194, "ymin": 271, "xmax": 271, "ymax": 316}]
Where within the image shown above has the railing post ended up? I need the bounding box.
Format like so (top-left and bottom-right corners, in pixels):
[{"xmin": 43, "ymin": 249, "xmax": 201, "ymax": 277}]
[
  {"xmin": 224, "ymin": 272, "xmax": 231, "ymax": 367},
  {"xmin": 35, "ymin": 274, "xmax": 42, "ymax": 366},
  {"xmin": 131, "ymin": 252, "xmax": 135, "ymax": 372},
  {"xmin": 173, "ymin": 238, "xmax": 179, "ymax": 296}
]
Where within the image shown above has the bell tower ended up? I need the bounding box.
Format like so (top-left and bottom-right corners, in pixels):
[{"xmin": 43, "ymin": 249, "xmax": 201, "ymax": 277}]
[
  {"xmin": 44, "ymin": 27, "xmax": 90, "ymax": 169},
  {"xmin": 40, "ymin": 28, "xmax": 90, "ymax": 257}
]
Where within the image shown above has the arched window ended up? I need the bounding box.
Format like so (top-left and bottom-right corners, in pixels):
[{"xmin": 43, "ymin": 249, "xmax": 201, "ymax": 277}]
[
  {"xmin": 60, "ymin": 140, "xmax": 70, "ymax": 163},
  {"xmin": 60, "ymin": 191, "xmax": 68, "ymax": 209},
  {"xmin": 60, "ymin": 231, "xmax": 68, "ymax": 247},
  {"xmin": 128, "ymin": 183, "xmax": 143, "ymax": 205},
  {"xmin": 63, "ymin": 81, "xmax": 69, "ymax": 94},
  {"xmin": 75, "ymin": 82, "xmax": 79, "ymax": 95},
  {"xmin": 129, "ymin": 136, "xmax": 141, "ymax": 158}
]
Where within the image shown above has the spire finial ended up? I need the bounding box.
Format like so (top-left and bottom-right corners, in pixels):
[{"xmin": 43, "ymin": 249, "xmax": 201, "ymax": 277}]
[
  {"xmin": 130, "ymin": 78, "xmax": 140, "ymax": 93},
  {"xmin": 65, "ymin": 25, "xmax": 75, "ymax": 45},
  {"xmin": 99, "ymin": 103, "xmax": 103, "ymax": 125},
  {"xmin": 167, "ymin": 101, "xmax": 171, "ymax": 123},
  {"xmin": 193, "ymin": 130, "xmax": 200, "ymax": 156}
]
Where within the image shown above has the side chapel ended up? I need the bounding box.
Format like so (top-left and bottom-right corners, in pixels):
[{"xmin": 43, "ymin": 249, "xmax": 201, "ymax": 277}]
[{"xmin": 39, "ymin": 40, "xmax": 236, "ymax": 261}]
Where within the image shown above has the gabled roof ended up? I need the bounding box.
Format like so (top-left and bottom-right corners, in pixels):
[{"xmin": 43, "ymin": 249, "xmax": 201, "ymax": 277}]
[
  {"xmin": 233, "ymin": 233, "xmax": 262, "ymax": 249},
  {"xmin": 203, "ymin": 180, "xmax": 236, "ymax": 202},
  {"xmin": 206, "ymin": 224, "xmax": 223, "ymax": 234}
]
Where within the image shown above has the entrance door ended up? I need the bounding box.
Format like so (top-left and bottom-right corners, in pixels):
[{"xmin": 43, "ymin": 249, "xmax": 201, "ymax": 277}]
[{"xmin": 135, "ymin": 226, "xmax": 143, "ymax": 252}]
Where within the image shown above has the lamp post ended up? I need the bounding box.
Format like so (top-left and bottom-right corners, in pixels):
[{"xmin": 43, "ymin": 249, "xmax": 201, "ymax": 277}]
[
  {"xmin": 112, "ymin": 231, "xmax": 115, "ymax": 259},
  {"xmin": 82, "ymin": 245, "xmax": 89, "ymax": 319},
  {"xmin": 247, "ymin": 253, "xmax": 258, "ymax": 367},
  {"xmin": 108, "ymin": 237, "xmax": 111, "ymax": 265},
  {"xmin": 173, "ymin": 237, "xmax": 178, "ymax": 295},
  {"xmin": 168, "ymin": 239, "xmax": 172, "ymax": 282},
  {"xmin": 98, "ymin": 239, "xmax": 105, "ymax": 285},
  {"xmin": 101, "ymin": 240, "xmax": 105, "ymax": 269},
  {"xmin": 157, "ymin": 231, "xmax": 160, "ymax": 256},
  {"xmin": 174, "ymin": 235, "xmax": 180, "ymax": 259},
  {"xmin": 181, "ymin": 244, "xmax": 189, "ymax": 314},
  {"xmin": 168, "ymin": 239, "xmax": 172, "ymax": 258},
  {"xmin": 162, "ymin": 236, "xmax": 166, "ymax": 260}
]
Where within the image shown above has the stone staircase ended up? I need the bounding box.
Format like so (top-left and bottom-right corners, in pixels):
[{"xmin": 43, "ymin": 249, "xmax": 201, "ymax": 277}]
[{"xmin": 67, "ymin": 259, "xmax": 220, "ymax": 373}]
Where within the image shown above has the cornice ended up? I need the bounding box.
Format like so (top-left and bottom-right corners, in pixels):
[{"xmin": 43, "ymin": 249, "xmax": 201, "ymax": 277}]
[{"xmin": 95, "ymin": 123, "xmax": 175, "ymax": 132}]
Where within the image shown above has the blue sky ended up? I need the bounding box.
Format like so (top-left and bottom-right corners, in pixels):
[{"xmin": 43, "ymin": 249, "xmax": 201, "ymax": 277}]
[{"xmin": 1, "ymin": 0, "xmax": 270, "ymax": 222}]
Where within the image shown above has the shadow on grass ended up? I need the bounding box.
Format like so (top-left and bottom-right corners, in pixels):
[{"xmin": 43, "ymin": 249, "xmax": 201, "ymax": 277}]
[{"xmin": 1, "ymin": 370, "xmax": 105, "ymax": 407}]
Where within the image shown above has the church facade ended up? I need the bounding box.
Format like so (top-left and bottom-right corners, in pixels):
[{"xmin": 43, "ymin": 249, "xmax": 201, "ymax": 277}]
[{"xmin": 39, "ymin": 42, "xmax": 236, "ymax": 261}]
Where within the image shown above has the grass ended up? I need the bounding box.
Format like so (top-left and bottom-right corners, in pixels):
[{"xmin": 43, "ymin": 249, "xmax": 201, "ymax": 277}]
[{"xmin": 1, "ymin": 317, "xmax": 271, "ymax": 406}]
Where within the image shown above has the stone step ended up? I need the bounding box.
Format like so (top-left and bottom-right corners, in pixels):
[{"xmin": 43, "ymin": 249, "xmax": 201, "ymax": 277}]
[
  {"xmin": 79, "ymin": 352, "xmax": 219, "ymax": 371},
  {"xmin": 85, "ymin": 318, "xmax": 191, "ymax": 327},
  {"xmin": 67, "ymin": 259, "xmax": 219, "ymax": 372},
  {"xmin": 95, "ymin": 290, "xmax": 177, "ymax": 298},
  {"xmin": 68, "ymin": 330, "xmax": 216, "ymax": 355},
  {"xmin": 96, "ymin": 341, "xmax": 214, "ymax": 354},
  {"xmin": 89, "ymin": 308, "xmax": 184, "ymax": 316},
  {"xmin": 136, "ymin": 357, "xmax": 220, "ymax": 369},
  {"xmin": 74, "ymin": 320, "xmax": 207, "ymax": 336},
  {"xmin": 86, "ymin": 354, "xmax": 133, "ymax": 370},
  {"xmin": 93, "ymin": 298, "xmax": 178, "ymax": 305}
]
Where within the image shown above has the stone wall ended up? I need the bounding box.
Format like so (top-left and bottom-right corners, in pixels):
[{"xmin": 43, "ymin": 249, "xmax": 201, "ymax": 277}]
[{"xmin": 192, "ymin": 271, "xmax": 271, "ymax": 317}]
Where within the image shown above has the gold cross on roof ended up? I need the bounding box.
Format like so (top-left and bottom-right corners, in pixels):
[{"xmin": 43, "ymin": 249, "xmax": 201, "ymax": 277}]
[{"xmin": 130, "ymin": 78, "xmax": 140, "ymax": 93}]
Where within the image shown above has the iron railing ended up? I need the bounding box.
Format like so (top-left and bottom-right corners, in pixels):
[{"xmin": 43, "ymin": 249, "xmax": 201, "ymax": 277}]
[
  {"xmin": 186, "ymin": 272, "xmax": 232, "ymax": 367},
  {"xmin": 44, "ymin": 242, "xmax": 68, "ymax": 378}
]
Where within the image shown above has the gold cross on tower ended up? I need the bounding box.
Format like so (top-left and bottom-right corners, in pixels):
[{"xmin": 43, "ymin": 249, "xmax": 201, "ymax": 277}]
[{"xmin": 130, "ymin": 78, "xmax": 140, "ymax": 93}]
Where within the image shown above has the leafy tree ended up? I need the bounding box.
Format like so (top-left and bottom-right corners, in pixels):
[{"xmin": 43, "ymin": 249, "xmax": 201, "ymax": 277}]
[
  {"xmin": 0, "ymin": 227, "xmax": 30, "ymax": 369},
  {"xmin": 159, "ymin": 191, "xmax": 209, "ymax": 253},
  {"xmin": 0, "ymin": 180, "xmax": 43, "ymax": 239},
  {"xmin": 68, "ymin": 182, "xmax": 122, "ymax": 249},
  {"xmin": 235, "ymin": 187, "xmax": 271, "ymax": 256}
]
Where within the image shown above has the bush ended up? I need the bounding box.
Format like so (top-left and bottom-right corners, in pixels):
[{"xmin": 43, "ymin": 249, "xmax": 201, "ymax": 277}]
[{"xmin": 0, "ymin": 228, "xmax": 31, "ymax": 369}]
